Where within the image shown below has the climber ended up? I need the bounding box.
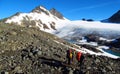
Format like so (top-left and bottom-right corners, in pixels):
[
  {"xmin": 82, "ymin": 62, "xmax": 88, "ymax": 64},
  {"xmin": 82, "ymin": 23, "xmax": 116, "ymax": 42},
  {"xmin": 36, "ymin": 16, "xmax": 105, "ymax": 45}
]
[
  {"xmin": 67, "ymin": 49, "xmax": 73, "ymax": 65},
  {"xmin": 76, "ymin": 51, "xmax": 84, "ymax": 66}
]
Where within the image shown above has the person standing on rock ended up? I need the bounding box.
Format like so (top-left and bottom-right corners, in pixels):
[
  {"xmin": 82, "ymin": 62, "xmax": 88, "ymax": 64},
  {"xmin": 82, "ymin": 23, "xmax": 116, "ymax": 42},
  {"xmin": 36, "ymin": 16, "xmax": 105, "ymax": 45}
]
[
  {"xmin": 67, "ymin": 49, "xmax": 73, "ymax": 65},
  {"xmin": 76, "ymin": 51, "xmax": 84, "ymax": 67},
  {"xmin": 72, "ymin": 49, "xmax": 76, "ymax": 65}
]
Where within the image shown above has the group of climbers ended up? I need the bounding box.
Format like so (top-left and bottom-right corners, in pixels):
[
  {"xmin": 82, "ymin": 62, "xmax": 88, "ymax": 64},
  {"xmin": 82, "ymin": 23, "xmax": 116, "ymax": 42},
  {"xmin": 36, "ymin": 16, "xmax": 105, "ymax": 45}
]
[{"xmin": 66, "ymin": 49, "xmax": 84, "ymax": 66}]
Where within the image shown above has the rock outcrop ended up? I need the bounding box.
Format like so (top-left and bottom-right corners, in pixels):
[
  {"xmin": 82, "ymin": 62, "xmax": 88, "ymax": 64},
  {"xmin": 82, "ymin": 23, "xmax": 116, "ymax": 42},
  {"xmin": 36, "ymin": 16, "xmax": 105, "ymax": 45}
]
[
  {"xmin": 50, "ymin": 8, "xmax": 64, "ymax": 19},
  {"xmin": 101, "ymin": 10, "xmax": 120, "ymax": 23},
  {"xmin": 108, "ymin": 10, "xmax": 120, "ymax": 23}
]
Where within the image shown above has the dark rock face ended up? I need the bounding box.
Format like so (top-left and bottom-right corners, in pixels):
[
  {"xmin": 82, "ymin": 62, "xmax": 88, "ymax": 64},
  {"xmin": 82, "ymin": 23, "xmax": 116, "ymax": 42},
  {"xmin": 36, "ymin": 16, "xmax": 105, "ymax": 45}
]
[
  {"xmin": 32, "ymin": 6, "xmax": 49, "ymax": 15},
  {"xmin": 109, "ymin": 38, "xmax": 120, "ymax": 48},
  {"xmin": 14, "ymin": 12, "xmax": 21, "ymax": 16},
  {"xmin": 82, "ymin": 18, "xmax": 94, "ymax": 21},
  {"xmin": 84, "ymin": 34, "xmax": 99, "ymax": 42},
  {"xmin": 102, "ymin": 10, "xmax": 120, "ymax": 23},
  {"xmin": 50, "ymin": 8, "xmax": 64, "ymax": 19},
  {"xmin": 109, "ymin": 10, "xmax": 120, "ymax": 23},
  {"xmin": 106, "ymin": 38, "xmax": 120, "ymax": 54}
]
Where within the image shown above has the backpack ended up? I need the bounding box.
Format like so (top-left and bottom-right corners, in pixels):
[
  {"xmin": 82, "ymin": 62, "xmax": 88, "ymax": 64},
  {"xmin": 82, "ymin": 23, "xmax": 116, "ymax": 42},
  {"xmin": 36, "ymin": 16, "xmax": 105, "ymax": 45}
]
[
  {"xmin": 76, "ymin": 52, "xmax": 82, "ymax": 61},
  {"xmin": 69, "ymin": 49, "xmax": 73, "ymax": 59},
  {"xmin": 69, "ymin": 52, "xmax": 73, "ymax": 59}
]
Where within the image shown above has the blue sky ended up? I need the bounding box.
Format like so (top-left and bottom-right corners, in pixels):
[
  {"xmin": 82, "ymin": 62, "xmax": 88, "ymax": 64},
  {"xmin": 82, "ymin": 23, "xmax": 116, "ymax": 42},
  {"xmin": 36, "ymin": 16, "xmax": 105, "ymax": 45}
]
[{"xmin": 0, "ymin": 0, "xmax": 120, "ymax": 20}]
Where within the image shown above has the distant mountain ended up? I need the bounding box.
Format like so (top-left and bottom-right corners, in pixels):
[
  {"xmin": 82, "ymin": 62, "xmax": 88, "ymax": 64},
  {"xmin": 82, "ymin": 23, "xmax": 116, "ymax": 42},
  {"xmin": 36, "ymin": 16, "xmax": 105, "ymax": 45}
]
[
  {"xmin": 102, "ymin": 10, "xmax": 120, "ymax": 23},
  {"xmin": 2, "ymin": 5, "xmax": 120, "ymax": 45},
  {"xmin": 109, "ymin": 10, "xmax": 120, "ymax": 23},
  {"xmin": 5, "ymin": 6, "xmax": 69, "ymax": 33}
]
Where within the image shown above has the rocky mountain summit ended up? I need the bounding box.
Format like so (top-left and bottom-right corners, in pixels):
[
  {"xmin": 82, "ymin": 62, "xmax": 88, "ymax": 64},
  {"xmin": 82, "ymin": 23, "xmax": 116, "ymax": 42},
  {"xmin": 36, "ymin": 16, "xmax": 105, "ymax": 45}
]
[
  {"xmin": 50, "ymin": 8, "xmax": 64, "ymax": 19},
  {"xmin": 31, "ymin": 6, "xmax": 49, "ymax": 14},
  {"xmin": 108, "ymin": 10, "xmax": 120, "ymax": 23},
  {"xmin": 0, "ymin": 22, "xmax": 120, "ymax": 74},
  {"xmin": 31, "ymin": 6, "xmax": 64, "ymax": 20},
  {"xmin": 4, "ymin": 6, "xmax": 68, "ymax": 33}
]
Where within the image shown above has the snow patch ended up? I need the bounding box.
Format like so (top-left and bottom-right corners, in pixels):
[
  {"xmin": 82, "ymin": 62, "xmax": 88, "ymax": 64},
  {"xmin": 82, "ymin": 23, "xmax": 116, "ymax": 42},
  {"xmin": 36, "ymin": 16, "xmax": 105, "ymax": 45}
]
[
  {"xmin": 98, "ymin": 46, "xmax": 109, "ymax": 50},
  {"xmin": 54, "ymin": 40, "xmax": 119, "ymax": 59},
  {"xmin": 99, "ymin": 37, "xmax": 113, "ymax": 42}
]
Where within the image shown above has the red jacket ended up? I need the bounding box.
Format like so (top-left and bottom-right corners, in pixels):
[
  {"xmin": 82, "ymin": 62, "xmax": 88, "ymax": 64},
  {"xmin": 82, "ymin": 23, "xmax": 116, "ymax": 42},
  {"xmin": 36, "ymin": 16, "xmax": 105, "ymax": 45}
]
[{"xmin": 76, "ymin": 52, "xmax": 82, "ymax": 61}]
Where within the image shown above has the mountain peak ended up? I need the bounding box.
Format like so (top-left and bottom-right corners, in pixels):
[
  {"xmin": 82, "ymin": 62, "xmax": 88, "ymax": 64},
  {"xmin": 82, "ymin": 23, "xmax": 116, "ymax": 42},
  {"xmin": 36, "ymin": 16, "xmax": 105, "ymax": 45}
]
[
  {"xmin": 32, "ymin": 6, "xmax": 47, "ymax": 11},
  {"xmin": 31, "ymin": 6, "xmax": 49, "ymax": 15},
  {"xmin": 50, "ymin": 8, "xmax": 64, "ymax": 19},
  {"xmin": 101, "ymin": 10, "xmax": 120, "ymax": 23},
  {"xmin": 108, "ymin": 10, "xmax": 120, "ymax": 23},
  {"xmin": 116, "ymin": 10, "xmax": 120, "ymax": 14}
]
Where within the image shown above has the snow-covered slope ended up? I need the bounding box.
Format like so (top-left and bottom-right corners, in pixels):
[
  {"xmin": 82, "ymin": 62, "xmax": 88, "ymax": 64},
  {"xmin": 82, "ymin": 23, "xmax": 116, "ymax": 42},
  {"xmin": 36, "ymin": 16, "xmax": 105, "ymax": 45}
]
[{"xmin": 5, "ymin": 6, "xmax": 69, "ymax": 33}]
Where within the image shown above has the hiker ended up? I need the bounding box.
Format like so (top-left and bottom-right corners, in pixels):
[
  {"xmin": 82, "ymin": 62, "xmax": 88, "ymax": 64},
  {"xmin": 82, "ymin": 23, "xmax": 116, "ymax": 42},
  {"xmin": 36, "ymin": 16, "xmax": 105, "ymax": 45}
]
[
  {"xmin": 67, "ymin": 49, "xmax": 73, "ymax": 65},
  {"xmin": 72, "ymin": 49, "xmax": 76, "ymax": 64},
  {"xmin": 76, "ymin": 51, "xmax": 84, "ymax": 66}
]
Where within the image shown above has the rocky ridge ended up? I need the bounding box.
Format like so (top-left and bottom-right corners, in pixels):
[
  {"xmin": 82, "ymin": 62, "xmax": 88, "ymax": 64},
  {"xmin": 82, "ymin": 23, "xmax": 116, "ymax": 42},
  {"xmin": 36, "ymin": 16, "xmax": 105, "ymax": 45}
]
[
  {"xmin": 4, "ymin": 6, "xmax": 68, "ymax": 33},
  {"xmin": 50, "ymin": 8, "xmax": 64, "ymax": 19}
]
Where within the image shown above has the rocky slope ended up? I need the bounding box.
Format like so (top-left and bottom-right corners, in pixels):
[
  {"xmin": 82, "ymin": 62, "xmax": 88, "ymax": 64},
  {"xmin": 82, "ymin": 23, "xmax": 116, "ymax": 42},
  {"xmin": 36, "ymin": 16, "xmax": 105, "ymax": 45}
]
[{"xmin": 0, "ymin": 22, "xmax": 120, "ymax": 74}]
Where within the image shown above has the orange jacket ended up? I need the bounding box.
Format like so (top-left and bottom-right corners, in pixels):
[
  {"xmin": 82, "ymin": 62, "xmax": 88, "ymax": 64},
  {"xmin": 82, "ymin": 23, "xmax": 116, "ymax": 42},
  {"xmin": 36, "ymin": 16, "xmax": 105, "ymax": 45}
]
[{"xmin": 76, "ymin": 52, "xmax": 82, "ymax": 61}]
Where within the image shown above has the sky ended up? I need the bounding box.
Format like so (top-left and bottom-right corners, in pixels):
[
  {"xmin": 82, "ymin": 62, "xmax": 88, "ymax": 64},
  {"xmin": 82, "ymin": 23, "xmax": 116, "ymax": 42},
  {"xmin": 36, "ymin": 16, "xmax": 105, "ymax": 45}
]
[{"xmin": 0, "ymin": 0, "xmax": 120, "ymax": 21}]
